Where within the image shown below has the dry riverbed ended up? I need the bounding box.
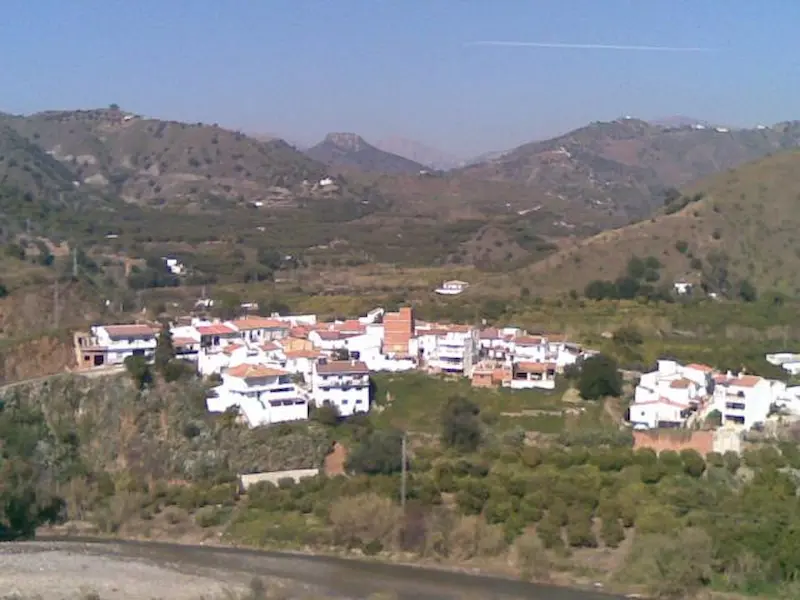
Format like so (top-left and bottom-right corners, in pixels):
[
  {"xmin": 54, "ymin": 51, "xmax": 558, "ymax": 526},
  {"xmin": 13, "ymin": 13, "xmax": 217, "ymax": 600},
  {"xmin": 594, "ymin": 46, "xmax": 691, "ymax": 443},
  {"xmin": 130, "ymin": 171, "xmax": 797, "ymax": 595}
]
[{"xmin": 0, "ymin": 541, "xmax": 332, "ymax": 600}]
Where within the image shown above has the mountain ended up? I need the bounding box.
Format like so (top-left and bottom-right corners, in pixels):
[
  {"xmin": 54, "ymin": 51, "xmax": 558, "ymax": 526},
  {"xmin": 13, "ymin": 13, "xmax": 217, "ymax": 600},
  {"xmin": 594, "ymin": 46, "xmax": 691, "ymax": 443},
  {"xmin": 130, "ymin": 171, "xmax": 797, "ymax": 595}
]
[
  {"xmin": 506, "ymin": 149, "xmax": 800, "ymax": 297},
  {"xmin": 0, "ymin": 108, "xmax": 335, "ymax": 206},
  {"xmin": 459, "ymin": 118, "xmax": 800, "ymax": 226},
  {"xmin": 372, "ymin": 136, "xmax": 461, "ymax": 170},
  {"xmin": 306, "ymin": 133, "xmax": 426, "ymax": 174}
]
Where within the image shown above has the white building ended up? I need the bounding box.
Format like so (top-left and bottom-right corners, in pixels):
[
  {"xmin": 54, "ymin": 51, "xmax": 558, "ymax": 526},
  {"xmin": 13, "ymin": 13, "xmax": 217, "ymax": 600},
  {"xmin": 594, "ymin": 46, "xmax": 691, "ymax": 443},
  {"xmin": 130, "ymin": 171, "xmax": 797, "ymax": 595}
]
[
  {"xmin": 434, "ymin": 280, "xmax": 469, "ymax": 295},
  {"xmin": 629, "ymin": 398, "xmax": 689, "ymax": 429},
  {"xmin": 163, "ymin": 257, "xmax": 185, "ymax": 275},
  {"xmin": 231, "ymin": 317, "xmax": 290, "ymax": 344},
  {"xmin": 88, "ymin": 324, "xmax": 159, "ymax": 366},
  {"xmin": 710, "ymin": 374, "xmax": 779, "ymax": 429},
  {"xmin": 510, "ymin": 361, "xmax": 557, "ymax": 390},
  {"xmin": 634, "ymin": 360, "xmax": 710, "ymax": 406},
  {"xmin": 208, "ymin": 364, "xmax": 308, "ymax": 426},
  {"xmin": 417, "ymin": 327, "xmax": 479, "ymax": 376},
  {"xmin": 311, "ymin": 360, "xmax": 370, "ymax": 417},
  {"xmin": 674, "ymin": 281, "xmax": 693, "ymax": 295},
  {"xmin": 766, "ymin": 352, "xmax": 800, "ymax": 376}
]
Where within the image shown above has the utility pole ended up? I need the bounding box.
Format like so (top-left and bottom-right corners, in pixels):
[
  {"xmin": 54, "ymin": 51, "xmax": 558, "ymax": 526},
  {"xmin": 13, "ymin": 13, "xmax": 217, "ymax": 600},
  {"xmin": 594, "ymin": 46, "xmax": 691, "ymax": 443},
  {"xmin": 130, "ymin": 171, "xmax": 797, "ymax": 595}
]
[
  {"xmin": 53, "ymin": 279, "xmax": 59, "ymax": 329},
  {"xmin": 400, "ymin": 431, "xmax": 407, "ymax": 511},
  {"xmin": 72, "ymin": 248, "xmax": 78, "ymax": 279}
]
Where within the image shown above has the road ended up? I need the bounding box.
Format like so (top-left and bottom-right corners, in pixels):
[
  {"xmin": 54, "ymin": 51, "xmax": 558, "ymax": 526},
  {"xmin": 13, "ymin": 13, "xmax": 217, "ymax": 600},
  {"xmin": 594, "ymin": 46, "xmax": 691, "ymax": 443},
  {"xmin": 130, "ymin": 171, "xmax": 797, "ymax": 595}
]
[{"xmin": 32, "ymin": 537, "xmax": 627, "ymax": 600}]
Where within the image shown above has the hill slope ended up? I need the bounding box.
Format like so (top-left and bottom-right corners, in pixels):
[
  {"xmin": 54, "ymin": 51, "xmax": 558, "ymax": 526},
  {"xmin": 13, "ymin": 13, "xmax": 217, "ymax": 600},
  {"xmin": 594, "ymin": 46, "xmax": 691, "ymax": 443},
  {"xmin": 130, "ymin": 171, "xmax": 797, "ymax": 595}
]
[
  {"xmin": 460, "ymin": 118, "xmax": 800, "ymax": 224},
  {"xmin": 306, "ymin": 133, "xmax": 426, "ymax": 174},
  {"xmin": 506, "ymin": 150, "xmax": 800, "ymax": 296},
  {"xmin": 373, "ymin": 136, "xmax": 461, "ymax": 170},
  {"xmin": 1, "ymin": 108, "xmax": 334, "ymax": 206}
]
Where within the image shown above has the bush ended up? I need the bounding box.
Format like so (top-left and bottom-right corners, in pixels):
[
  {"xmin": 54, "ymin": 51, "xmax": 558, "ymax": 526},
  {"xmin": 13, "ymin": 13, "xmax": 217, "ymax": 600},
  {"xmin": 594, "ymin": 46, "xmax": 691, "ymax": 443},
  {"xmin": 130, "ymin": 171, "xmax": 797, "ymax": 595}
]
[
  {"xmin": 124, "ymin": 355, "xmax": 152, "ymax": 390},
  {"xmin": 346, "ymin": 429, "xmax": 404, "ymax": 475},
  {"xmin": 328, "ymin": 493, "xmax": 402, "ymax": 550},
  {"xmin": 515, "ymin": 532, "xmax": 551, "ymax": 582},
  {"xmin": 600, "ymin": 517, "xmax": 625, "ymax": 548},
  {"xmin": 578, "ymin": 354, "xmax": 622, "ymax": 400},
  {"xmin": 441, "ymin": 395, "xmax": 482, "ymax": 452}
]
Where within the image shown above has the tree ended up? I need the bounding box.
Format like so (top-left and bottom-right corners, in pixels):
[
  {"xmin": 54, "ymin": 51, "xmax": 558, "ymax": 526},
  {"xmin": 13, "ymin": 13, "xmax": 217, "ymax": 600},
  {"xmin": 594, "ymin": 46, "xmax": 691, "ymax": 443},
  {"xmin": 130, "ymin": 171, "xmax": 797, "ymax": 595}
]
[
  {"xmin": 346, "ymin": 429, "xmax": 404, "ymax": 475},
  {"xmin": 737, "ymin": 279, "xmax": 757, "ymax": 302},
  {"xmin": 124, "ymin": 355, "xmax": 152, "ymax": 390},
  {"xmin": 312, "ymin": 403, "xmax": 341, "ymax": 427},
  {"xmin": 154, "ymin": 325, "xmax": 175, "ymax": 375},
  {"xmin": 627, "ymin": 256, "xmax": 646, "ymax": 280},
  {"xmin": 441, "ymin": 395, "xmax": 482, "ymax": 452},
  {"xmin": 578, "ymin": 354, "xmax": 622, "ymax": 400}
]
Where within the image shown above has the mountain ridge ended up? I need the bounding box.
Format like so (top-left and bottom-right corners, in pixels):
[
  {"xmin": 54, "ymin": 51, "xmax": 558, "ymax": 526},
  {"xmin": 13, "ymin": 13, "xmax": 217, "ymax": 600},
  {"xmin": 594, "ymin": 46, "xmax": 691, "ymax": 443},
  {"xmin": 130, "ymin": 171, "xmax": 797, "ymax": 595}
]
[{"xmin": 305, "ymin": 132, "xmax": 426, "ymax": 174}]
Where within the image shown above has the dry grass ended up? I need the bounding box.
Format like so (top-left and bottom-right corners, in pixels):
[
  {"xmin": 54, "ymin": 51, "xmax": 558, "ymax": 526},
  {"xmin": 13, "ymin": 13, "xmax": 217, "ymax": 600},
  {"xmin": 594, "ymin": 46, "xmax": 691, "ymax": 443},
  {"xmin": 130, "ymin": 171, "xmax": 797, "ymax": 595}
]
[{"xmin": 494, "ymin": 150, "xmax": 800, "ymax": 296}]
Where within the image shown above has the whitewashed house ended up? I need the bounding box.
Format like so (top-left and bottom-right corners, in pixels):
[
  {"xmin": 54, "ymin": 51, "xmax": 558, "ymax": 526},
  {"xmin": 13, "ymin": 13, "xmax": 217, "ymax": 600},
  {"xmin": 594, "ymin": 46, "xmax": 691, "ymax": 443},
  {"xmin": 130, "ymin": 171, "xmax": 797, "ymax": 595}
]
[
  {"xmin": 169, "ymin": 325, "xmax": 202, "ymax": 363},
  {"xmin": 434, "ymin": 280, "xmax": 469, "ymax": 295},
  {"xmin": 89, "ymin": 324, "xmax": 159, "ymax": 365},
  {"xmin": 629, "ymin": 398, "xmax": 689, "ymax": 429},
  {"xmin": 163, "ymin": 257, "xmax": 185, "ymax": 275},
  {"xmin": 766, "ymin": 353, "xmax": 800, "ymax": 376},
  {"xmin": 231, "ymin": 317, "xmax": 290, "ymax": 344},
  {"xmin": 710, "ymin": 374, "xmax": 778, "ymax": 428},
  {"xmin": 510, "ymin": 361, "xmax": 557, "ymax": 390},
  {"xmin": 208, "ymin": 364, "xmax": 308, "ymax": 426},
  {"xmin": 634, "ymin": 360, "xmax": 709, "ymax": 406},
  {"xmin": 417, "ymin": 327, "xmax": 479, "ymax": 376},
  {"xmin": 196, "ymin": 323, "xmax": 244, "ymax": 376},
  {"xmin": 512, "ymin": 336, "xmax": 549, "ymax": 363},
  {"xmin": 282, "ymin": 349, "xmax": 323, "ymax": 384},
  {"xmin": 311, "ymin": 360, "xmax": 371, "ymax": 417}
]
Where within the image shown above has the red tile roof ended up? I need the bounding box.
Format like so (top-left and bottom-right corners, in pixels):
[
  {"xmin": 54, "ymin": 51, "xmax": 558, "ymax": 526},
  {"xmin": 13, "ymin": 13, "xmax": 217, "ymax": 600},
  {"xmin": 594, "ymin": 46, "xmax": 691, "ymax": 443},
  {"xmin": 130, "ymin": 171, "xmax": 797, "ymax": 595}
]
[
  {"xmin": 312, "ymin": 330, "xmax": 343, "ymax": 341},
  {"xmin": 261, "ymin": 341, "xmax": 281, "ymax": 351},
  {"xmin": 636, "ymin": 397, "xmax": 690, "ymax": 409},
  {"xmin": 231, "ymin": 317, "xmax": 288, "ymax": 331},
  {"xmin": 196, "ymin": 324, "xmax": 237, "ymax": 336},
  {"xmin": 686, "ymin": 363, "xmax": 714, "ymax": 373},
  {"xmin": 172, "ymin": 337, "xmax": 197, "ymax": 347},
  {"xmin": 316, "ymin": 360, "xmax": 369, "ymax": 374},
  {"xmin": 729, "ymin": 375, "xmax": 762, "ymax": 388},
  {"xmin": 222, "ymin": 343, "xmax": 245, "ymax": 356},
  {"xmin": 670, "ymin": 378, "xmax": 693, "ymax": 389},
  {"xmin": 226, "ymin": 364, "xmax": 287, "ymax": 379},
  {"xmin": 515, "ymin": 336, "xmax": 544, "ymax": 346},
  {"xmin": 103, "ymin": 324, "xmax": 157, "ymax": 338}
]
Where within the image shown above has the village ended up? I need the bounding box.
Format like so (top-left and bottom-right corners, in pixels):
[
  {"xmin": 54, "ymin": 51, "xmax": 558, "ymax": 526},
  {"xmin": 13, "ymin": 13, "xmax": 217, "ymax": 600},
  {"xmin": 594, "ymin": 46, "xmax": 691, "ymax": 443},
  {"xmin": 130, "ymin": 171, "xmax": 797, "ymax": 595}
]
[
  {"xmin": 71, "ymin": 304, "xmax": 800, "ymax": 454},
  {"xmin": 73, "ymin": 305, "xmax": 584, "ymax": 426}
]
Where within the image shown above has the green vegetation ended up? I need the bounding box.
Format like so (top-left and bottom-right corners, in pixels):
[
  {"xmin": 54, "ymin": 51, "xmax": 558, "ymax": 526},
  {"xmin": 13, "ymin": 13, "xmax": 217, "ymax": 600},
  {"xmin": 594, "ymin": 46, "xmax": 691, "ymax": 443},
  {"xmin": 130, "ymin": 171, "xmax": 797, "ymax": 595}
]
[{"xmin": 5, "ymin": 364, "xmax": 800, "ymax": 597}]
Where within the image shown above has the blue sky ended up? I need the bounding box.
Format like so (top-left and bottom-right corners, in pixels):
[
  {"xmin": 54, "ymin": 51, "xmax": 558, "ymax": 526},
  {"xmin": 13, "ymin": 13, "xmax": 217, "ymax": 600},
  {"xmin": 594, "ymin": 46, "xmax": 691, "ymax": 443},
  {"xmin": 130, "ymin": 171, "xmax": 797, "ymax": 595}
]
[{"xmin": 1, "ymin": 0, "xmax": 798, "ymax": 156}]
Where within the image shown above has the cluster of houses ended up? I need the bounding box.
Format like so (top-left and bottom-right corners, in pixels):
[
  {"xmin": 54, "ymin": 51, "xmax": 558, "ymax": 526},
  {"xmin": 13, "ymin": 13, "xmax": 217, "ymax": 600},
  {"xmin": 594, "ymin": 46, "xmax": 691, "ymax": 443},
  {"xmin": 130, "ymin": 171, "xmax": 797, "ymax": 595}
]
[
  {"xmin": 73, "ymin": 306, "xmax": 585, "ymax": 428},
  {"xmin": 630, "ymin": 358, "xmax": 800, "ymax": 432}
]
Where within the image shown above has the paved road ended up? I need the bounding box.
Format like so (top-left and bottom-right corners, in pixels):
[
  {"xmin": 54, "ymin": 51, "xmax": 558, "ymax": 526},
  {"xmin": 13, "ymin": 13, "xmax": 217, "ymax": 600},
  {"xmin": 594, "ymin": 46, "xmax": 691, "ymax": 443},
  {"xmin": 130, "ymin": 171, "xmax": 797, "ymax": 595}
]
[{"xmin": 36, "ymin": 537, "xmax": 627, "ymax": 600}]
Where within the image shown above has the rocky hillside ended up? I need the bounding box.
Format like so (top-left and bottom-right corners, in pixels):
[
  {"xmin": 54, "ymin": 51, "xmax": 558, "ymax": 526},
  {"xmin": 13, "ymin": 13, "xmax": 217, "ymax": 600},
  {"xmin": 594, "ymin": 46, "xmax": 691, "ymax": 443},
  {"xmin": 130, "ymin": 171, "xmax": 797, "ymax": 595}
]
[
  {"xmin": 306, "ymin": 133, "xmax": 426, "ymax": 174},
  {"xmin": 504, "ymin": 149, "xmax": 800, "ymax": 297},
  {"xmin": 460, "ymin": 118, "xmax": 800, "ymax": 223},
  {"xmin": 0, "ymin": 108, "xmax": 338, "ymax": 206}
]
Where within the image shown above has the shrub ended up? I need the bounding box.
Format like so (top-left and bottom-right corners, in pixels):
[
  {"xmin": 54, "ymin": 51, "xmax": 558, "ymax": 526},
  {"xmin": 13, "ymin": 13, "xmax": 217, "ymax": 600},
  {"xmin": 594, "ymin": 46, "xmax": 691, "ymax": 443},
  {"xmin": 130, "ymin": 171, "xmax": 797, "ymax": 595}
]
[
  {"xmin": 515, "ymin": 532, "xmax": 551, "ymax": 582},
  {"xmin": 448, "ymin": 515, "xmax": 506, "ymax": 561},
  {"xmin": 124, "ymin": 355, "xmax": 152, "ymax": 390},
  {"xmin": 346, "ymin": 429, "xmax": 404, "ymax": 475},
  {"xmin": 578, "ymin": 354, "xmax": 622, "ymax": 400},
  {"xmin": 675, "ymin": 240, "xmax": 689, "ymax": 254},
  {"xmin": 441, "ymin": 395, "xmax": 482, "ymax": 452},
  {"xmin": 600, "ymin": 517, "xmax": 625, "ymax": 548},
  {"xmin": 328, "ymin": 493, "xmax": 402, "ymax": 550}
]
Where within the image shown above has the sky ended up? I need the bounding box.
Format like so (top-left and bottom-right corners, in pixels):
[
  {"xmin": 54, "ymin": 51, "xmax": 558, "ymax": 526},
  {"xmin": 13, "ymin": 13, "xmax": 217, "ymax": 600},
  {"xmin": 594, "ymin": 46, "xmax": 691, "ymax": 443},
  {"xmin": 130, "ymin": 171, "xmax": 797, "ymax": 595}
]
[{"xmin": 1, "ymin": 0, "xmax": 799, "ymax": 157}]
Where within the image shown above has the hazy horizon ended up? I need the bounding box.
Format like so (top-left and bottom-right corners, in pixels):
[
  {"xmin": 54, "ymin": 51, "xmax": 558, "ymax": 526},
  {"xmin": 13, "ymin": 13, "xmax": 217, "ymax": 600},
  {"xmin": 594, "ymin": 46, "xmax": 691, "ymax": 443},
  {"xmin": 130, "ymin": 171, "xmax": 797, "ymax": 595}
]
[{"xmin": 1, "ymin": 0, "xmax": 798, "ymax": 156}]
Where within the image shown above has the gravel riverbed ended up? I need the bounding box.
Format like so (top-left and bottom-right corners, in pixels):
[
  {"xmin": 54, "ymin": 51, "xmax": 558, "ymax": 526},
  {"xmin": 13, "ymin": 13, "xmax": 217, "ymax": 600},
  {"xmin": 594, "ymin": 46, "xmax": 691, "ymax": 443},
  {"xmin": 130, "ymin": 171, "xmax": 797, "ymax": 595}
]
[{"xmin": 0, "ymin": 541, "xmax": 322, "ymax": 600}]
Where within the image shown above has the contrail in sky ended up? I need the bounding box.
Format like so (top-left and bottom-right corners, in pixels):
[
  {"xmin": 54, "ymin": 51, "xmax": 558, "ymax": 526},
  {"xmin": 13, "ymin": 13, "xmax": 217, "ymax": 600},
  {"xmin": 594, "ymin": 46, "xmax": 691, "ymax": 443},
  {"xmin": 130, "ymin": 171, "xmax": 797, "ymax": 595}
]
[{"xmin": 466, "ymin": 41, "xmax": 716, "ymax": 52}]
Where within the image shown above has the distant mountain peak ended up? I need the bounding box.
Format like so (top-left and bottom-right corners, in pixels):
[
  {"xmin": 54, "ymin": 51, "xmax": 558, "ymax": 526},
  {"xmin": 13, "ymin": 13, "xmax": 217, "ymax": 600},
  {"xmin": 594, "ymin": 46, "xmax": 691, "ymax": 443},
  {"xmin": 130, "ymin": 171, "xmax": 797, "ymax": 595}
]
[
  {"xmin": 306, "ymin": 133, "xmax": 424, "ymax": 174},
  {"xmin": 323, "ymin": 132, "xmax": 368, "ymax": 152}
]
